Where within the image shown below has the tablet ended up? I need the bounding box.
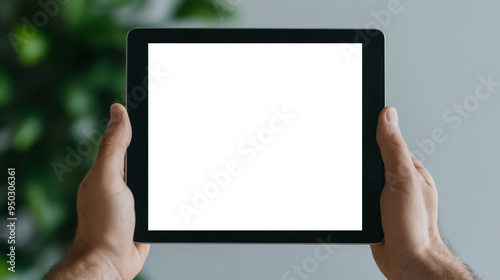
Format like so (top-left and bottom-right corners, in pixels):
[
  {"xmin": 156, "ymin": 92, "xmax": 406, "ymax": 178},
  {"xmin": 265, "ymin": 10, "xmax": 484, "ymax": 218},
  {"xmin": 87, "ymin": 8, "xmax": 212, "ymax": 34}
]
[{"xmin": 126, "ymin": 29, "xmax": 385, "ymax": 243}]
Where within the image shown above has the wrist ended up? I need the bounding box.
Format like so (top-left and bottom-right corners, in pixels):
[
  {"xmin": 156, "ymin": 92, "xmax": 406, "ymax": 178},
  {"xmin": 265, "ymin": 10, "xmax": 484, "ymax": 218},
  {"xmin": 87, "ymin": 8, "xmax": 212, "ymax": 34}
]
[
  {"xmin": 74, "ymin": 247, "xmax": 122, "ymax": 279},
  {"xmin": 46, "ymin": 246, "xmax": 121, "ymax": 280},
  {"xmin": 402, "ymin": 239, "xmax": 475, "ymax": 280}
]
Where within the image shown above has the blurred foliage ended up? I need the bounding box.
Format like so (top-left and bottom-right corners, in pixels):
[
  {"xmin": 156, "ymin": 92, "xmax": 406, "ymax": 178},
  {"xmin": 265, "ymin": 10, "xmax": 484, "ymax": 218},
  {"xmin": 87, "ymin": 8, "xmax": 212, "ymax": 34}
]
[
  {"xmin": 0, "ymin": 0, "xmax": 229, "ymax": 278},
  {"xmin": 174, "ymin": 0, "xmax": 234, "ymax": 20}
]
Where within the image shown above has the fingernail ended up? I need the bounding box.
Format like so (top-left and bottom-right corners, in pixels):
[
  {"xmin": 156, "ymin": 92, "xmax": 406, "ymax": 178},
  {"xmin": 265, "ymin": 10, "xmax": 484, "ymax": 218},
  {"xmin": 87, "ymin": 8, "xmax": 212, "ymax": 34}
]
[
  {"xmin": 109, "ymin": 104, "xmax": 121, "ymax": 125},
  {"xmin": 108, "ymin": 104, "xmax": 121, "ymax": 126},
  {"xmin": 386, "ymin": 107, "xmax": 398, "ymax": 126}
]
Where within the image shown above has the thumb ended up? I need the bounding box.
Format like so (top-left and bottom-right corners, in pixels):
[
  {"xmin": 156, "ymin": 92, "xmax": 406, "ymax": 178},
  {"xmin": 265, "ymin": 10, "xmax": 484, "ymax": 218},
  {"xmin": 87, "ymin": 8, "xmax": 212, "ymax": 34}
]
[
  {"xmin": 93, "ymin": 103, "xmax": 132, "ymax": 179},
  {"xmin": 376, "ymin": 106, "xmax": 414, "ymax": 178}
]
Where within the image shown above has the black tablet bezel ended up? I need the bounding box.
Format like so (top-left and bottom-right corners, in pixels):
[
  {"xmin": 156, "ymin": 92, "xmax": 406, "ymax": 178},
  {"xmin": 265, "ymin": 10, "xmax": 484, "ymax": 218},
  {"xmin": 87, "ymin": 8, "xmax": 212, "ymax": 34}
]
[{"xmin": 126, "ymin": 28, "xmax": 385, "ymax": 243}]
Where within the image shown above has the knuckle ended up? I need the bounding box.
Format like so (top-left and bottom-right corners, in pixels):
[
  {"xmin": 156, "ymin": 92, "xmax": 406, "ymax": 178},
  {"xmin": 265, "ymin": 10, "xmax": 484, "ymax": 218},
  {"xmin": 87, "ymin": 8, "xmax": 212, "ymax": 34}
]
[
  {"xmin": 99, "ymin": 133, "xmax": 119, "ymax": 148},
  {"xmin": 385, "ymin": 168, "xmax": 419, "ymax": 191},
  {"xmin": 99, "ymin": 133, "xmax": 127, "ymax": 154},
  {"xmin": 387, "ymin": 131, "xmax": 408, "ymax": 150}
]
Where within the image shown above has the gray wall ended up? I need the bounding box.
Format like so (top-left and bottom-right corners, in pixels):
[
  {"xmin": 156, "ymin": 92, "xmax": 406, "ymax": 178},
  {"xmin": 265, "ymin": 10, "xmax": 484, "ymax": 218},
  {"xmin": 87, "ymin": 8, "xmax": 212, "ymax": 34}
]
[{"xmin": 142, "ymin": 1, "xmax": 500, "ymax": 279}]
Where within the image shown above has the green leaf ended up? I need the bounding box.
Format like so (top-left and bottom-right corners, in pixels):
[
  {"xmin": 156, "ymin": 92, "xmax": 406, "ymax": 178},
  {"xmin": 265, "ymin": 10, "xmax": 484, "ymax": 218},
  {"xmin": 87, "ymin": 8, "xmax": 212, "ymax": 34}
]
[
  {"xmin": 25, "ymin": 181, "xmax": 65, "ymax": 233},
  {"xmin": 16, "ymin": 30, "xmax": 49, "ymax": 67},
  {"xmin": 173, "ymin": 0, "xmax": 231, "ymax": 20},
  {"xmin": 62, "ymin": 0, "xmax": 88, "ymax": 28},
  {"xmin": 62, "ymin": 84, "xmax": 95, "ymax": 118},
  {"xmin": 13, "ymin": 114, "xmax": 44, "ymax": 152}
]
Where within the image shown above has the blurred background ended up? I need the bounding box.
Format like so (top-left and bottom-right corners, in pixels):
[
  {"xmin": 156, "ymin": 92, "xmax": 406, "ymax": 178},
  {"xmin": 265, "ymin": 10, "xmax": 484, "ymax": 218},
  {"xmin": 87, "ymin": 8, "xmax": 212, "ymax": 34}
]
[{"xmin": 0, "ymin": 0, "xmax": 499, "ymax": 279}]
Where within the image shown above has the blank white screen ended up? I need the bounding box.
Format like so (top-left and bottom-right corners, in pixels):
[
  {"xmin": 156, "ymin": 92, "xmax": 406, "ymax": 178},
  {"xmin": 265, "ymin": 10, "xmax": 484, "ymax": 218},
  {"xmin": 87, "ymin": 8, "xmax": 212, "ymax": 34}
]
[{"xmin": 148, "ymin": 43, "xmax": 362, "ymax": 230}]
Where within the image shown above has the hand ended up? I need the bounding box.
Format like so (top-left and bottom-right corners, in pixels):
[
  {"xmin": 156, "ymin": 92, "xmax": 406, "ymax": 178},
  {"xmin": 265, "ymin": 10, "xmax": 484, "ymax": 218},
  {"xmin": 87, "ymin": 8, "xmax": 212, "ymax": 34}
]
[
  {"xmin": 371, "ymin": 106, "xmax": 475, "ymax": 280},
  {"xmin": 46, "ymin": 103, "xmax": 149, "ymax": 280}
]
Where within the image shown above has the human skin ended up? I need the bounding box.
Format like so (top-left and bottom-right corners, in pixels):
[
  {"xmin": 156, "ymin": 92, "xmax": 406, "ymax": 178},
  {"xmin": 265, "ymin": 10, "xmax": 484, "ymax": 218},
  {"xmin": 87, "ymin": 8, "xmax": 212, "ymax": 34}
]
[
  {"xmin": 371, "ymin": 106, "xmax": 476, "ymax": 280},
  {"xmin": 46, "ymin": 104, "xmax": 476, "ymax": 280},
  {"xmin": 45, "ymin": 104, "xmax": 149, "ymax": 280}
]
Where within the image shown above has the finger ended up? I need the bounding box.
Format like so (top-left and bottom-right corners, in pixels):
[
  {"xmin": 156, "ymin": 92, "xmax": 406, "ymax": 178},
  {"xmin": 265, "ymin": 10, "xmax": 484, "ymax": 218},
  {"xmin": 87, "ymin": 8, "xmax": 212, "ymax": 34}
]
[
  {"xmin": 410, "ymin": 153, "xmax": 435, "ymax": 187},
  {"xmin": 93, "ymin": 103, "xmax": 132, "ymax": 178},
  {"xmin": 135, "ymin": 243, "xmax": 150, "ymax": 261},
  {"xmin": 376, "ymin": 106, "xmax": 414, "ymax": 178},
  {"xmin": 409, "ymin": 152, "xmax": 424, "ymax": 170}
]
